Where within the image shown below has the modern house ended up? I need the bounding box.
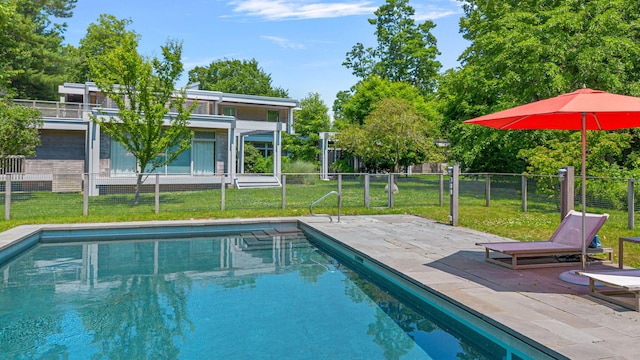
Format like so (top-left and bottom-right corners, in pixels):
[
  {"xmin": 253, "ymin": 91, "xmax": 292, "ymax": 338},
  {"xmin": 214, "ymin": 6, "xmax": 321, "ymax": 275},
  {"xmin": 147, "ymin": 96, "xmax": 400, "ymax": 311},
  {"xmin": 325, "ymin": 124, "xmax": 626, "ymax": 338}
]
[{"xmin": 12, "ymin": 82, "xmax": 299, "ymax": 195}]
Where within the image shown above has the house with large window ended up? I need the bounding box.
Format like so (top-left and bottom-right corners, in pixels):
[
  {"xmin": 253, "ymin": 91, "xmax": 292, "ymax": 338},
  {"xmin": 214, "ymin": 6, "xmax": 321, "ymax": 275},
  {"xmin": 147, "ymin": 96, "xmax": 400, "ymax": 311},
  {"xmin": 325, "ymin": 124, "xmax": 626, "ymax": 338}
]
[{"xmin": 16, "ymin": 82, "xmax": 299, "ymax": 195}]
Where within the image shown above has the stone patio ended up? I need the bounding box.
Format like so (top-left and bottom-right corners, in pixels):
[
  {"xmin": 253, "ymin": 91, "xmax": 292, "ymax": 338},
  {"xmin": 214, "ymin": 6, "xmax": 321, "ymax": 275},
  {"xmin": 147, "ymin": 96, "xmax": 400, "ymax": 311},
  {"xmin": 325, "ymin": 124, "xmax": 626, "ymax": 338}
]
[{"xmin": 300, "ymin": 214, "xmax": 640, "ymax": 360}]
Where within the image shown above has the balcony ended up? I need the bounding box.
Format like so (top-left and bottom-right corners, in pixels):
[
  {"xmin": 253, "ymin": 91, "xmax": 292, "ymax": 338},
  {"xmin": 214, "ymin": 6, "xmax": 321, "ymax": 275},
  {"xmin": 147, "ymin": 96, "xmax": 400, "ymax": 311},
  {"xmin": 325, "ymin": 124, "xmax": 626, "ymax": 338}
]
[
  {"xmin": 12, "ymin": 100, "xmax": 95, "ymax": 119},
  {"xmin": 14, "ymin": 98, "xmax": 217, "ymax": 118}
]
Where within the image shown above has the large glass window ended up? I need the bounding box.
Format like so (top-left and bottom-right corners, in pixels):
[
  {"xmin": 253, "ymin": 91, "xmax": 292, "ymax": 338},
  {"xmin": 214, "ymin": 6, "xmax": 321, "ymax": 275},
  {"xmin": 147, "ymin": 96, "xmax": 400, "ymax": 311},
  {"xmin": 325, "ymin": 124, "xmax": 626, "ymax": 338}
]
[
  {"xmin": 267, "ymin": 110, "xmax": 279, "ymax": 122},
  {"xmin": 110, "ymin": 131, "xmax": 215, "ymax": 175},
  {"xmin": 252, "ymin": 142, "xmax": 273, "ymax": 158},
  {"xmin": 193, "ymin": 131, "xmax": 215, "ymax": 175},
  {"xmin": 110, "ymin": 141, "xmax": 137, "ymax": 175},
  {"xmin": 166, "ymin": 146, "xmax": 191, "ymax": 174},
  {"xmin": 193, "ymin": 141, "xmax": 215, "ymax": 175},
  {"xmin": 222, "ymin": 107, "xmax": 236, "ymax": 117}
]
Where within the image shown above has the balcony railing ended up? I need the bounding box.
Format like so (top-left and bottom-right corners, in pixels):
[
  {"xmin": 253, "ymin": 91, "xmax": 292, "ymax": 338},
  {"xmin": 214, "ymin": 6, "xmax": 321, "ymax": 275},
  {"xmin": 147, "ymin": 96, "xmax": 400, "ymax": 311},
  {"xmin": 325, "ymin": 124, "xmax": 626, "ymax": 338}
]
[
  {"xmin": 12, "ymin": 100, "xmax": 95, "ymax": 119},
  {"xmin": 12, "ymin": 98, "xmax": 281, "ymax": 121},
  {"xmin": 14, "ymin": 98, "xmax": 215, "ymax": 119},
  {"xmin": 0, "ymin": 156, "xmax": 24, "ymax": 174}
]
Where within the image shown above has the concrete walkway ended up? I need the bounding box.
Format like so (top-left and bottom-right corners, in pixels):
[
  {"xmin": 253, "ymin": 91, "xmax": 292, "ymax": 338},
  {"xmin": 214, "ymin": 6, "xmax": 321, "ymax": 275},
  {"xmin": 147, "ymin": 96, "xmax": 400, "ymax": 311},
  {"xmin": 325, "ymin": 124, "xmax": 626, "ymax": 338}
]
[{"xmin": 300, "ymin": 215, "xmax": 640, "ymax": 360}]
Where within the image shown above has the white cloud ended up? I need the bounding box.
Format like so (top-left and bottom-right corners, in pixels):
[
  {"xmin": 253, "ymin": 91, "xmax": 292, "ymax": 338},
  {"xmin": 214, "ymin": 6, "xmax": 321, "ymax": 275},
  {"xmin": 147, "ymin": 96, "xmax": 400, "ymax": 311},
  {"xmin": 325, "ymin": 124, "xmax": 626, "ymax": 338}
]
[
  {"xmin": 261, "ymin": 35, "xmax": 305, "ymax": 49},
  {"xmin": 228, "ymin": 0, "xmax": 377, "ymax": 20},
  {"xmin": 413, "ymin": 1, "xmax": 463, "ymax": 21}
]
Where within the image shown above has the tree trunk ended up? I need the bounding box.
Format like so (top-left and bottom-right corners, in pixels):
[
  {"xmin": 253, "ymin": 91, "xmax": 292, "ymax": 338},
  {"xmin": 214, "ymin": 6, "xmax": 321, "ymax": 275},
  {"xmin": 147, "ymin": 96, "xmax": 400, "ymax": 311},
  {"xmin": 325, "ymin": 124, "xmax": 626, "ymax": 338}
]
[{"xmin": 134, "ymin": 173, "xmax": 143, "ymax": 205}]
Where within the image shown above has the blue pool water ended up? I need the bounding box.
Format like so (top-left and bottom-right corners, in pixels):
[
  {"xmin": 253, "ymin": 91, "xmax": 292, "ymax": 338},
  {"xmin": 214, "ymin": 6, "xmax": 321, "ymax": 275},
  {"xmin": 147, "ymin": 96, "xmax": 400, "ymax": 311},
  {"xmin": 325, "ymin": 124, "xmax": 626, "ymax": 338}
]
[{"xmin": 0, "ymin": 224, "xmax": 556, "ymax": 359}]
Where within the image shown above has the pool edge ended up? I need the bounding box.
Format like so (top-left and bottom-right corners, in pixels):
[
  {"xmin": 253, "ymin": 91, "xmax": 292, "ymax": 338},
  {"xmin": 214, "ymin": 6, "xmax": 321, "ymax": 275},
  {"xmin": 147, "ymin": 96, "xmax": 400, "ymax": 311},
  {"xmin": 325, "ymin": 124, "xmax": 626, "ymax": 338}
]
[{"xmin": 0, "ymin": 217, "xmax": 301, "ymax": 266}]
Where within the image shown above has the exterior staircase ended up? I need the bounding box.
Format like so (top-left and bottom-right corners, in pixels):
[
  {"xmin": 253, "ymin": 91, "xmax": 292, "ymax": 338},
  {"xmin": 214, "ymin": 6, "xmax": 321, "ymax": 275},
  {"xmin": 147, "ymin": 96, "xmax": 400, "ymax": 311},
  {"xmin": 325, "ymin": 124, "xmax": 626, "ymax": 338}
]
[{"xmin": 234, "ymin": 175, "xmax": 282, "ymax": 189}]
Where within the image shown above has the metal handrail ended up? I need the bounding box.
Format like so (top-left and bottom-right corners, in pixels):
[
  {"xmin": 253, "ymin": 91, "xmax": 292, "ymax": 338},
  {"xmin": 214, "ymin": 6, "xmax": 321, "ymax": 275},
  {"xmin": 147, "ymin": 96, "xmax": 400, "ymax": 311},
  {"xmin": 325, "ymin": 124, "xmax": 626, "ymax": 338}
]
[{"xmin": 310, "ymin": 191, "xmax": 341, "ymax": 223}]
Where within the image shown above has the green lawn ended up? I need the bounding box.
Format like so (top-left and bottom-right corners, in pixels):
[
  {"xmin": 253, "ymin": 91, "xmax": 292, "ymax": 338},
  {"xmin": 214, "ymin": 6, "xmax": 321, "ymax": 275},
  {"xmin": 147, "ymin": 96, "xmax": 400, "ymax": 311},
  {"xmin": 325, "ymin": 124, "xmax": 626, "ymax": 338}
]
[{"xmin": 2, "ymin": 174, "xmax": 640, "ymax": 267}]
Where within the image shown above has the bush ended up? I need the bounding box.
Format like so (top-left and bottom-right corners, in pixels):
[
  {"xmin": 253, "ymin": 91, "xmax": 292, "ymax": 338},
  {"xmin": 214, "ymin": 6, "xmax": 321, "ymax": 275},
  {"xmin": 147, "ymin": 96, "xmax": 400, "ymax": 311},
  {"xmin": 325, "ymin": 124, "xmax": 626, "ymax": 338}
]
[
  {"xmin": 283, "ymin": 160, "xmax": 317, "ymax": 184},
  {"xmin": 329, "ymin": 159, "xmax": 355, "ymax": 173},
  {"xmin": 244, "ymin": 144, "xmax": 267, "ymax": 173}
]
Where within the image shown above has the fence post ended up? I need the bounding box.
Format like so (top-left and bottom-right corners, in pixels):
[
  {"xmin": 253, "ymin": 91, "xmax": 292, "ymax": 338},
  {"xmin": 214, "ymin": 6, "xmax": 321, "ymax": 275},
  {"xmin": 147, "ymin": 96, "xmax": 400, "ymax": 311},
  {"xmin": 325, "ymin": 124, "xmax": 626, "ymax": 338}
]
[
  {"xmin": 338, "ymin": 174, "xmax": 343, "ymax": 213},
  {"xmin": 5, "ymin": 174, "xmax": 10, "ymax": 221},
  {"xmin": 221, "ymin": 175, "xmax": 226, "ymax": 211},
  {"xmin": 485, "ymin": 174, "xmax": 491, "ymax": 207},
  {"xmin": 629, "ymin": 179, "xmax": 635, "ymax": 230},
  {"xmin": 439, "ymin": 173, "xmax": 444, "ymax": 206},
  {"xmin": 281, "ymin": 174, "xmax": 286, "ymax": 210},
  {"xmin": 83, "ymin": 173, "xmax": 89, "ymax": 216},
  {"xmin": 521, "ymin": 175, "xmax": 527, "ymax": 212},
  {"xmin": 448, "ymin": 165, "xmax": 459, "ymax": 226},
  {"xmin": 364, "ymin": 174, "xmax": 370, "ymax": 208},
  {"xmin": 155, "ymin": 174, "xmax": 160, "ymax": 214},
  {"xmin": 389, "ymin": 174, "xmax": 395, "ymax": 208},
  {"xmin": 559, "ymin": 166, "xmax": 575, "ymax": 221}
]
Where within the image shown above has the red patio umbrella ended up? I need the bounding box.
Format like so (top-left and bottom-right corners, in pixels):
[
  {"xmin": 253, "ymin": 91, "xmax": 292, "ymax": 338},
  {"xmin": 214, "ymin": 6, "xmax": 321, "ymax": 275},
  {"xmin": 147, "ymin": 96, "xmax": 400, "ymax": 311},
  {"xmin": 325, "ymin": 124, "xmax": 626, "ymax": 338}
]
[{"xmin": 464, "ymin": 88, "xmax": 640, "ymax": 271}]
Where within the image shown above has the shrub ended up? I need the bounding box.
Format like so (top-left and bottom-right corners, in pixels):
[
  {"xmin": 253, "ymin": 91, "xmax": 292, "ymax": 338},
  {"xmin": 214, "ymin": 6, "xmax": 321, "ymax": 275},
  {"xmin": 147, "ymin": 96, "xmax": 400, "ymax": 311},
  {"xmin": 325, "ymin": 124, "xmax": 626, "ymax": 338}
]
[
  {"xmin": 244, "ymin": 144, "xmax": 267, "ymax": 173},
  {"xmin": 283, "ymin": 160, "xmax": 317, "ymax": 185}
]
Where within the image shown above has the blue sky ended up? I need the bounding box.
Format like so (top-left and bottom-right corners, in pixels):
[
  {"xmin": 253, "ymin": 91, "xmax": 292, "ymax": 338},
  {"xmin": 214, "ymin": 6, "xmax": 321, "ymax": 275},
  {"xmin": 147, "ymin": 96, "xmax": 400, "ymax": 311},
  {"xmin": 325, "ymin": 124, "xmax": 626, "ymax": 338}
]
[{"xmin": 63, "ymin": 0, "xmax": 468, "ymax": 109}]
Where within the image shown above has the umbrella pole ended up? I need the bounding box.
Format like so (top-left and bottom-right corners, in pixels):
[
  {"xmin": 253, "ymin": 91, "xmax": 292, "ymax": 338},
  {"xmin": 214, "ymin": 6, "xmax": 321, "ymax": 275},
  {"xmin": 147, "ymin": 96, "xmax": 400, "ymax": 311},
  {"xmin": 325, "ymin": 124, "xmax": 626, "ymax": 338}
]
[{"xmin": 581, "ymin": 113, "xmax": 587, "ymax": 272}]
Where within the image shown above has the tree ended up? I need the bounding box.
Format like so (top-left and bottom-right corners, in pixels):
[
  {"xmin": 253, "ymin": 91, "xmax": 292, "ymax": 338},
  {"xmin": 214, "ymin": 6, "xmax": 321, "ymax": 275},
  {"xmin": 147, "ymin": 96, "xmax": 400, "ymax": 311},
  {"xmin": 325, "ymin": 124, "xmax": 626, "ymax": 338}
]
[
  {"xmin": 518, "ymin": 130, "xmax": 634, "ymax": 209},
  {"xmin": 334, "ymin": 76, "xmax": 437, "ymax": 127},
  {"xmin": 439, "ymin": 0, "xmax": 640, "ymax": 173},
  {"xmin": 284, "ymin": 92, "xmax": 331, "ymax": 164},
  {"xmin": 89, "ymin": 36, "xmax": 195, "ymax": 204},
  {"xmin": 343, "ymin": 0, "xmax": 441, "ymax": 94},
  {"xmin": 72, "ymin": 14, "xmax": 139, "ymax": 83},
  {"xmin": 333, "ymin": 77, "xmax": 441, "ymax": 172},
  {"xmin": 188, "ymin": 58, "xmax": 288, "ymax": 97},
  {"xmin": 243, "ymin": 143, "xmax": 267, "ymax": 173},
  {"xmin": 336, "ymin": 98, "xmax": 441, "ymax": 173},
  {"xmin": 0, "ymin": 101, "xmax": 43, "ymax": 157},
  {"xmin": 0, "ymin": 0, "xmax": 77, "ymax": 100},
  {"xmin": 459, "ymin": 0, "xmax": 640, "ymax": 101}
]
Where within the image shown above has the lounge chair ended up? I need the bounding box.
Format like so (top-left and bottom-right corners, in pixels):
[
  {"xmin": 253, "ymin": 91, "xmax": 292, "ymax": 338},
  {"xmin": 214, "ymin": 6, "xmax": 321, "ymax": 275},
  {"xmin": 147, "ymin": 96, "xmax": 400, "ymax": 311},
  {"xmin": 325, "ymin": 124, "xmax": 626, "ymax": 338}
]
[
  {"xmin": 577, "ymin": 269, "xmax": 640, "ymax": 311},
  {"xmin": 476, "ymin": 210, "xmax": 611, "ymax": 269}
]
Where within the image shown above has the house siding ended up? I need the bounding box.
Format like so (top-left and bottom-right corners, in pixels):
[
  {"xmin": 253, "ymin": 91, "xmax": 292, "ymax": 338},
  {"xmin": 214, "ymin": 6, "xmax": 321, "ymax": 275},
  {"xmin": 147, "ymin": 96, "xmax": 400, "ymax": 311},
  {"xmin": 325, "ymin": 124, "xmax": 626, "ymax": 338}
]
[
  {"xmin": 24, "ymin": 129, "xmax": 86, "ymax": 192},
  {"xmin": 228, "ymin": 105, "xmax": 287, "ymax": 123}
]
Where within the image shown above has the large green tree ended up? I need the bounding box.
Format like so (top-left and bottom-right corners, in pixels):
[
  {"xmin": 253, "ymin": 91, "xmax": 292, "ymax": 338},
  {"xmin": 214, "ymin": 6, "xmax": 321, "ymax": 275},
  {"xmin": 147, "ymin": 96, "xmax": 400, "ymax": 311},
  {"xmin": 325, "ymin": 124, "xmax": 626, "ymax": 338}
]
[
  {"xmin": 334, "ymin": 76, "xmax": 437, "ymax": 127},
  {"xmin": 89, "ymin": 36, "xmax": 195, "ymax": 204},
  {"xmin": 72, "ymin": 14, "xmax": 139, "ymax": 83},
  {"xmin": 0, "ymin": 0, "xmax": 77, "ymax": 100},
  {"xmin": 333, "ymin": 77, "xmax": 441, "ymax": 172},
  {"xmin": 440, "ymin": 0, "xmax": 640, "ymax": 173},
  {"xmin": 188, "ymin": 58, "xmax": 288, "ymax": 97},
  {"xmin": 336, "ymin": 98, "xmax": 441, "ymax": 173},
  {"xmin": 343, "ymin": 0, "xmax": 441, "ymax": 94},
  {"xmin": 0, "ymin": 101, "xmax": 43, "ymax": 157},
  {"xmin": 283, "ymin": 92, "xmax": 331, "ymax": 164}
]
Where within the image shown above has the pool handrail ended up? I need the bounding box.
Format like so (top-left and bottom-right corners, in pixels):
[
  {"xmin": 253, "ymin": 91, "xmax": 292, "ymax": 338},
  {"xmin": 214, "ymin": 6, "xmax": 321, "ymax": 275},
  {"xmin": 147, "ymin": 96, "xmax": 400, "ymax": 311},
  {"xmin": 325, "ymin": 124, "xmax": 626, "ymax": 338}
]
[{"xmin": 310, "ymin": 191, "xmax": 341, "ymax": 223}]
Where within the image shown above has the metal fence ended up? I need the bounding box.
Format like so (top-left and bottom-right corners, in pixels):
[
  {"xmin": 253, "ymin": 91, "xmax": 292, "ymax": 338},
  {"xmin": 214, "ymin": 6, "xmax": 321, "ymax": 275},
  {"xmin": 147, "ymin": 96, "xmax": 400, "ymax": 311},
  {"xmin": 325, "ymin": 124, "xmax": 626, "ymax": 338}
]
[{"xmin": 2, "ymin": 172, "xmax": 639, "ymax": 226}]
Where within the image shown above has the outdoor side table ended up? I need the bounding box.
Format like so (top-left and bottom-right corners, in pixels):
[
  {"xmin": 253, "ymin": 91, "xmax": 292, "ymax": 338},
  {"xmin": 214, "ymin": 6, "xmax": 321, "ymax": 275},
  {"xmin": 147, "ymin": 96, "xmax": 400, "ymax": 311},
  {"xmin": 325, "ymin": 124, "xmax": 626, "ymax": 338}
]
[{"xmin": 618, "ymin": 237, "xmax": 640, "ymax": 269}]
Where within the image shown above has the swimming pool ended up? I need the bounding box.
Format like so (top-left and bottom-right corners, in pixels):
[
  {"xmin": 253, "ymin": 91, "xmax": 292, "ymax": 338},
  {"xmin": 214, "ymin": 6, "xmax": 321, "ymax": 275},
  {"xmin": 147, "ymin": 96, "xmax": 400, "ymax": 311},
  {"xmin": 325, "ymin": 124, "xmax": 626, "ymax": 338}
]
[{"xmin": 0, "ymin": 221, "xmax": 560, "ymax": 359}]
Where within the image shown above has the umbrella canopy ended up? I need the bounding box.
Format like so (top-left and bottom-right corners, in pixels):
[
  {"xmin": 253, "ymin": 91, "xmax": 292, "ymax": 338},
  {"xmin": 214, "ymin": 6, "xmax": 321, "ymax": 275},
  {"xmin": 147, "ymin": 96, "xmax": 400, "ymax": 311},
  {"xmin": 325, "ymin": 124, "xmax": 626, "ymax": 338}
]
[
  {"xmin": 464, "ymin": 88, "xmax": 640, "ymax": 271},
  {"xmin": 465, "ymin": 88, "xmax": 640, "ymax": 130}
]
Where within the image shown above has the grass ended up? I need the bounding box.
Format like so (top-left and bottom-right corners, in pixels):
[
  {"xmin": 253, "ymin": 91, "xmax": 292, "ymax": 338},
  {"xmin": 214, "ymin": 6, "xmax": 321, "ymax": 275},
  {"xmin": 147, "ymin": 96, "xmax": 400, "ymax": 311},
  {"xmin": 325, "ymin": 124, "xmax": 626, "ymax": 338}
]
[{"xmin": 2, "ymin": 174, "xmax": 640, "ymax": 267}]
